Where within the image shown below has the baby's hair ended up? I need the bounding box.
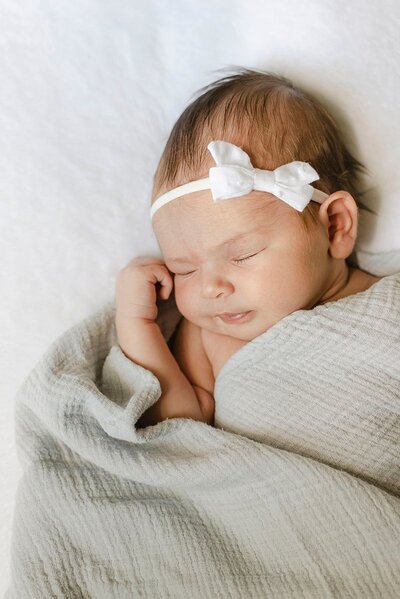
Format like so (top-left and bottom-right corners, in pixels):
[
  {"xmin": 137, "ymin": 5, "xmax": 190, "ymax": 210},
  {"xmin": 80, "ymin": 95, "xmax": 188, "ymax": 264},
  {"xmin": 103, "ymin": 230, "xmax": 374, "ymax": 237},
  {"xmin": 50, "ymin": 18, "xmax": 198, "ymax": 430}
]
[{"xmin": 151, "ymin": 66, "xmax": 374, "ymax": 221}]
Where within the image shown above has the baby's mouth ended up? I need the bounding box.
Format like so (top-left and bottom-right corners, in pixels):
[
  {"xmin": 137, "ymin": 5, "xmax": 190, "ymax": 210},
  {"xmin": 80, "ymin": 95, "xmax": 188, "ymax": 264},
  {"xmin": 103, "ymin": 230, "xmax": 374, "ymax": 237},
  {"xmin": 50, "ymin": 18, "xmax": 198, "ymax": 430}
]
[{"xmin": 216, "ymin": 311, "xmax": 253, "ymax": 323}]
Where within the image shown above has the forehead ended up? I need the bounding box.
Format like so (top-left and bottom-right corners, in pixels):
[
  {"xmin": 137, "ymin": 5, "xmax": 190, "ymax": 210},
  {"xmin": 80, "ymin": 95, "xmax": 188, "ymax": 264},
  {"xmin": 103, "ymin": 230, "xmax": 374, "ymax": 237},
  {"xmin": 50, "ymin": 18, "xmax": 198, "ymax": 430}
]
[{"xmin": 152, "ymin": 189, "xmax": 288, "ymax": 260}]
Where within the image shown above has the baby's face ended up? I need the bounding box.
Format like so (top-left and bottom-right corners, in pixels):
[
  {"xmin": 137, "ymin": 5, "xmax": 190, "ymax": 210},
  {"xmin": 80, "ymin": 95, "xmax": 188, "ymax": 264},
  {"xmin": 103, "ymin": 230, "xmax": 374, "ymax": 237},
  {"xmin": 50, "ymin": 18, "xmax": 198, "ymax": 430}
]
[{"xmin": 153, "ymin": 190, "xmax": 331, "ymax": 341}]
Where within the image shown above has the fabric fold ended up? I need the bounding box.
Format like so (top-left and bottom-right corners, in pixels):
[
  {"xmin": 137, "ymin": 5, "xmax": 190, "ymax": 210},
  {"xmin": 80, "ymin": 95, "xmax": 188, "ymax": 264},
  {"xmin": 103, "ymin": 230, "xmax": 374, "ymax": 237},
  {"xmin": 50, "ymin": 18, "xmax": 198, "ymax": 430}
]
[{"xmin": 6, "ymin": 273, "xmax": 400, "ymax": 598}]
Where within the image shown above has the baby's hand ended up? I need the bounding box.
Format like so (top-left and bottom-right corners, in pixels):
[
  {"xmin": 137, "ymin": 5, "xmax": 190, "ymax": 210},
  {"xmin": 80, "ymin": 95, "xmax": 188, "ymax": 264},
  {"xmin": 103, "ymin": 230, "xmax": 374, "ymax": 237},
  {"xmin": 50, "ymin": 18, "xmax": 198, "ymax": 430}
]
[{"xmin": 115, "ymin": 256, "xmax": 173, "ymax": 322}]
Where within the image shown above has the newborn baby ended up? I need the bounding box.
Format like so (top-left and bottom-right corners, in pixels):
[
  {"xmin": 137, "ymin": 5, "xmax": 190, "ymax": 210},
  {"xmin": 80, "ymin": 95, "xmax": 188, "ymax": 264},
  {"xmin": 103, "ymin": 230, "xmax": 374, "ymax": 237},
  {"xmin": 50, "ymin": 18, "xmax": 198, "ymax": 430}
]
[{"xmin": 115, "ymin": 68, "xmax": 381, "ymax": 428}]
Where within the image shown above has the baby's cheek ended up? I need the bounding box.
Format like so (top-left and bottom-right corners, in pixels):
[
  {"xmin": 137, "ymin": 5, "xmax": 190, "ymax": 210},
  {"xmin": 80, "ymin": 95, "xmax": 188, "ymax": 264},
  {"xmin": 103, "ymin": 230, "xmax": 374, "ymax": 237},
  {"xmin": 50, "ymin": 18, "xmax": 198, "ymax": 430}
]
[
  {"xmin": 173, "ymin": 282, "xmax": 192, "ymax": 316},
  {"xmin": 175, "ymin": 283, "xmax": 204, "ymax": 323}
]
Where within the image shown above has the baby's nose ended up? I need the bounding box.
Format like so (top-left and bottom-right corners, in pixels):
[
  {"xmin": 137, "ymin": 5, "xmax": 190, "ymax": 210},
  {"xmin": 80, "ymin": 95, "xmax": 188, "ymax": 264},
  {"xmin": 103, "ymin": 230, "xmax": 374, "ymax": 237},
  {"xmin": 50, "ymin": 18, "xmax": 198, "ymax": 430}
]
[{"xmin": 201, "ymin": 270, "xmax": 233, "ymax": 298}]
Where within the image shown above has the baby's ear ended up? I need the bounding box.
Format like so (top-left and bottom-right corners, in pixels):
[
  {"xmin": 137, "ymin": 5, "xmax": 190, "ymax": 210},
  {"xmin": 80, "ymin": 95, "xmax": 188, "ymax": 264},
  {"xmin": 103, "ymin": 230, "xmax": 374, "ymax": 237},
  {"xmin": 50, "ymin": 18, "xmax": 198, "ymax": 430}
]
[{"xmin": 319, "ymin": 191, "xmax": 358, "ymax": 259}]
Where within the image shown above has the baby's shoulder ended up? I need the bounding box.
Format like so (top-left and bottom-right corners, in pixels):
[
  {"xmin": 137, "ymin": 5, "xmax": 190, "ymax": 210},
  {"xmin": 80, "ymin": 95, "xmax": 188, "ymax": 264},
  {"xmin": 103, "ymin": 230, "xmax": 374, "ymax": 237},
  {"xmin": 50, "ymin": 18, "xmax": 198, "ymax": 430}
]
[{"xmin": 201, "ymin": 327, "xmax": 249, "ymax": 381}]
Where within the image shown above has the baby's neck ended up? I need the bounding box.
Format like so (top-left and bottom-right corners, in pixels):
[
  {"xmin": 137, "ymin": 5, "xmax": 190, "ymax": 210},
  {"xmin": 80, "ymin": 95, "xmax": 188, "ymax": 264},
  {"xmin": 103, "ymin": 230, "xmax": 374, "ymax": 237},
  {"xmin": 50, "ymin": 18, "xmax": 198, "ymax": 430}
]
[{"xmin": 318, "ymin": 267, "xmax": 381, "ymax": 306}]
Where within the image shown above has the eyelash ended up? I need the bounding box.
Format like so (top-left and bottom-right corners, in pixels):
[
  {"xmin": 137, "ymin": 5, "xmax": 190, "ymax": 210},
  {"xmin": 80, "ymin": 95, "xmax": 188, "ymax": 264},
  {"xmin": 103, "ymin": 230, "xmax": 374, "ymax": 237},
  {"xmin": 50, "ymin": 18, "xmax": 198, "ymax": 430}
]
[{"xmin": 174, "ymin": 252, "xmax": 260, "ymax": 277}]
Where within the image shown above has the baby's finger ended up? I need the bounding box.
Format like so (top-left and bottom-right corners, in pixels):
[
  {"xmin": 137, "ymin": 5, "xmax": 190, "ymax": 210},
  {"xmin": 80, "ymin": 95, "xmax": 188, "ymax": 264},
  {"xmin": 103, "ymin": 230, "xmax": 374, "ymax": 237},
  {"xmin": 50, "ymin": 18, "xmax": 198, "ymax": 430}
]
[{"xmin": 152, "ymin": 264, "xmax": 174, "ymax": 300}]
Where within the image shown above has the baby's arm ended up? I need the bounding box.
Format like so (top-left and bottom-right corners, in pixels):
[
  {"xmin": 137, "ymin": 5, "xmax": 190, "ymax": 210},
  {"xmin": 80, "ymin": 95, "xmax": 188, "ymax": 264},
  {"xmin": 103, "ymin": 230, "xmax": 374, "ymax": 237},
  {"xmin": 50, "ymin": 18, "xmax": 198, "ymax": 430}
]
[
  {"xmin": 116, "ymin": 314, "xmax": 206, "ymax": 428},
  {"xmin": 169, "ymin": 316, "xmax": 215, "ymax": 425},
  {"xmin": 115, "ymin": 257, "xmax": 213, "ymax": 428}
]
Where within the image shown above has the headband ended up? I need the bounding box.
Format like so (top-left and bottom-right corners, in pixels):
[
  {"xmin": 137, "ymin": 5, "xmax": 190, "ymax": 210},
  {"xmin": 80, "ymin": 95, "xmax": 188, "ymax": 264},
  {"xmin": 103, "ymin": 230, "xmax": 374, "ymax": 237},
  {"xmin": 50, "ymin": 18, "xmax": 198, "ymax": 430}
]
[{"xmin": 150, "ymin": 140, "xmax": 328, "ymax": 220}]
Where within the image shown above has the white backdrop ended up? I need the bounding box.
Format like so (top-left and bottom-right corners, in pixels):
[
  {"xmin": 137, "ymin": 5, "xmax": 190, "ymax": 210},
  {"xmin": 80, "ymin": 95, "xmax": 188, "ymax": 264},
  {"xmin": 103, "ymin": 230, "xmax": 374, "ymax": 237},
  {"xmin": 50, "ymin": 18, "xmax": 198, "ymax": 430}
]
[{"xmin": 2, "ymin": 0, "xmax": 400, "ymax": 593}]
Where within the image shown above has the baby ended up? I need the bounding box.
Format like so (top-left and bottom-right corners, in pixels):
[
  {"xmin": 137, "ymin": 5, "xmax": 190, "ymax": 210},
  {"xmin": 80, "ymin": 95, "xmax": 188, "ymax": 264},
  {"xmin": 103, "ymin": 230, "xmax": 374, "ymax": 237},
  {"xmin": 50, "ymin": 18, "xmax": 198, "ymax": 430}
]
[{"xmin": 115, "ymin": 68, "xmax": 381, "ymax": 428}]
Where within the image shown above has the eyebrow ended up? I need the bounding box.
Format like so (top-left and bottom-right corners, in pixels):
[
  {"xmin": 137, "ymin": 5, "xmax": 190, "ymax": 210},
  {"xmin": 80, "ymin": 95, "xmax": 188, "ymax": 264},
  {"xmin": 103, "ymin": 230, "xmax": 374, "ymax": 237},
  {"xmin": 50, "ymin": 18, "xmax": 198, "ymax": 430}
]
[{"xmin": 165, "ymin": 230, "xmax": 263, "ymax": 263}]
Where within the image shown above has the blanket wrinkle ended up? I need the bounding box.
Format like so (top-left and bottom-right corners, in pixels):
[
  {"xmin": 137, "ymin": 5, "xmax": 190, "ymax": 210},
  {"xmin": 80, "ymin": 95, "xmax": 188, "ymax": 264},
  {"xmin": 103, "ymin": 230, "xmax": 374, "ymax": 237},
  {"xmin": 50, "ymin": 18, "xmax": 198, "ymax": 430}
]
[
  {"xmin": 6, "ymin": 272, "xmax": 400, "ymax": 598},
  {"xmin": 214, "ymin": 272, "xmax": 400, "ymax": 497}
]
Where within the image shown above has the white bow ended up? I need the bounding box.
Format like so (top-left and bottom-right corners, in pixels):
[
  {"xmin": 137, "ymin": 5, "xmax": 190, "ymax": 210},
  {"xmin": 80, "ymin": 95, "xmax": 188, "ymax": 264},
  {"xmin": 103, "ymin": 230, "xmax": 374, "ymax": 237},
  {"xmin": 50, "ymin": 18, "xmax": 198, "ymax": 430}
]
[{"xmin": 207, "ymin": 140, "xmax": 320, "ymax": 211}]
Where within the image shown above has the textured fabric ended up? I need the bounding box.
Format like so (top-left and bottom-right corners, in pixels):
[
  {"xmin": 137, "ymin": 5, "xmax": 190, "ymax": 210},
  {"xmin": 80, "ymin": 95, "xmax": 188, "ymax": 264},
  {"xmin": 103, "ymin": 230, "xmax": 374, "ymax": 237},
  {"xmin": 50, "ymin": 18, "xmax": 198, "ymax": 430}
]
[{"xmin": 6, "ymin": 273, "xmax": 400, "ymax": 598}]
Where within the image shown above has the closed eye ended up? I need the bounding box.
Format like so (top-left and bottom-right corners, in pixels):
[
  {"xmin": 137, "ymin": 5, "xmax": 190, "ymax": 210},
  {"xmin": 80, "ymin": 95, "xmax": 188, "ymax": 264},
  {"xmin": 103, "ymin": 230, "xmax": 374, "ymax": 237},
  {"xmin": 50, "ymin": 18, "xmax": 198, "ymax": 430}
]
[{"xmin": 233, "ymin": 252, "xmax": 260, "ymax": 264}]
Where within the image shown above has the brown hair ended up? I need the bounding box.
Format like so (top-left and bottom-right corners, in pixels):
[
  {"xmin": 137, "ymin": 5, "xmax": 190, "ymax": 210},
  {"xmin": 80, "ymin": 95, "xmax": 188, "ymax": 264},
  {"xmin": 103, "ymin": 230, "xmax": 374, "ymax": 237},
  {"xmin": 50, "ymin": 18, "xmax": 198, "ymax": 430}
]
[{"xmin": 151, "ymin": 67, "xmax": 373, "ymax": 222}]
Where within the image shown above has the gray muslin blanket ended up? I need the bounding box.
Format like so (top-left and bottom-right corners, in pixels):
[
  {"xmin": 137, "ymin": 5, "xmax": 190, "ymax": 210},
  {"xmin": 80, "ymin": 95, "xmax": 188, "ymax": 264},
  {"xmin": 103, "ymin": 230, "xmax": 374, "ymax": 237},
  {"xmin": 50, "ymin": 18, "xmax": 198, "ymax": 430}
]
[{"xmin": 6, "ymin": 273, "xmax": 400, "ymax": 598}]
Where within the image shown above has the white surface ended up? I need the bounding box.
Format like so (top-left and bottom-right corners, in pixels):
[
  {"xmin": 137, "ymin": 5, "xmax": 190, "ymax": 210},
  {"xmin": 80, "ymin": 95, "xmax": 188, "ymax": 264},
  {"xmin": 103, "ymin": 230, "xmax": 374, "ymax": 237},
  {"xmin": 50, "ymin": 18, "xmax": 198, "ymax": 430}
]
[{"xmin": 2, "ymin": 0, "xmax": 400, "ymax": 594}]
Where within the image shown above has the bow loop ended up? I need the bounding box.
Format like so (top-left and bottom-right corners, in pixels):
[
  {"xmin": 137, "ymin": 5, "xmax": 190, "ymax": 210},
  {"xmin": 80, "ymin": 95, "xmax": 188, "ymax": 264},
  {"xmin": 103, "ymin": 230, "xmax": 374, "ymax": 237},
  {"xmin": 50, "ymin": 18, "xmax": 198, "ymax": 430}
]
[
  {"xmin": 209, "ymin": 165, "xmax": 254, "ymax": 200},
  {"xmin": 207, "ymin": 140, "xmax": 253, "ymax": 170},
  {"xmin": 274, "ymin": 161, "xmax": 319, "ymax": 187}
]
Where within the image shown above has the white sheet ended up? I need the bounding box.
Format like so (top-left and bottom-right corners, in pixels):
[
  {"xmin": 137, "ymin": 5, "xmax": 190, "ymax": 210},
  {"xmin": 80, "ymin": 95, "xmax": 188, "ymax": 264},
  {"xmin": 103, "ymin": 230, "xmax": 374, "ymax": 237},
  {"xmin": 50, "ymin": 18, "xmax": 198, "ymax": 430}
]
[{"xmin": 2, "ymin": 0, "xmax": 400, "ymax": 593}]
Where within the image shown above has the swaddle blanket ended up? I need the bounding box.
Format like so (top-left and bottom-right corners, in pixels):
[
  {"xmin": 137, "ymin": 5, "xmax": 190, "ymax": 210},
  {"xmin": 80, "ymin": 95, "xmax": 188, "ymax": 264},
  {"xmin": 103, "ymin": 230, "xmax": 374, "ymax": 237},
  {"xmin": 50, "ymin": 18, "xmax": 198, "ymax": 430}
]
[{"xmin": 6, "ymin": 273, "xmax": 400, "ymax": 598}]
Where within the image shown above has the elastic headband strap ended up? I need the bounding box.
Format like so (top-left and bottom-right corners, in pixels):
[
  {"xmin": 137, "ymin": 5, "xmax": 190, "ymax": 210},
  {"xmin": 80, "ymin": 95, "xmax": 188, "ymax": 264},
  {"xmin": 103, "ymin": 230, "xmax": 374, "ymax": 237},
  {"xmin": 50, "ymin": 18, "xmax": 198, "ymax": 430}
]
[
  {"xmin": 151, "ymin": 177, "xmax": 327, "ymax": 220},
  {"xmin": 151, "ymin": 177, "xmax": 210, "ymax": 220}
]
